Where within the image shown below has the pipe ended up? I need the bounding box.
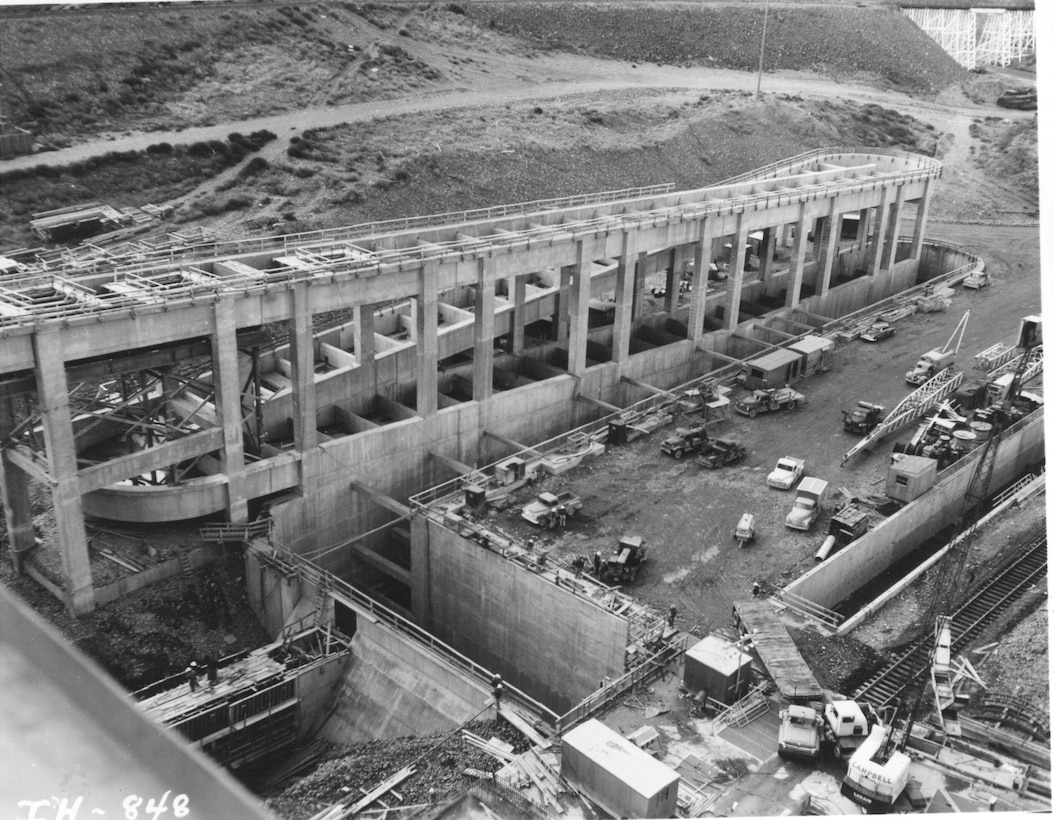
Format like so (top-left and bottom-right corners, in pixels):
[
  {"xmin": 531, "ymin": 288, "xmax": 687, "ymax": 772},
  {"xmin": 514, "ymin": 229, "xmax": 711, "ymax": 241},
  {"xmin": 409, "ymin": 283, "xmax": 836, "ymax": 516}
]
[{"xmin": 815, "ymin": 535, "xmax": 837, "ymax": 562}]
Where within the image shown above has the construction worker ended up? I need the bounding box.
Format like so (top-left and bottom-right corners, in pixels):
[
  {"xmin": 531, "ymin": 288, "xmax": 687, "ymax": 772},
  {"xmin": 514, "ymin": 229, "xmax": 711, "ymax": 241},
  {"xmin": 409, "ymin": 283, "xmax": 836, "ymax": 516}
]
[
  {"xmin": 492, "ymin": 674, "xmax": 503, "ymax": 713},
  {"xmin": 206, "ymin": 657, "xmax": 219, "ymax": 688},
  {"xmin": 557, "ymin": 505, "xmax": 567, "ymax": 528},
  {"xmin": 593, "ymin": 551, "xmax": 602, "ymax": 576},
  {"xmin": 572, "ymin": 555, "xmax": 585, "ymax": 578},
  {"xmin": 667, "ymin": 605, "xmax": 678, "ymax": 627},
  {"xmin": 752, "ymin": 581, "xmax": 762, "ymax": 598},
  {"xmin": 186, "ymin": 661, "xmax": 199, "ymax": 692}
]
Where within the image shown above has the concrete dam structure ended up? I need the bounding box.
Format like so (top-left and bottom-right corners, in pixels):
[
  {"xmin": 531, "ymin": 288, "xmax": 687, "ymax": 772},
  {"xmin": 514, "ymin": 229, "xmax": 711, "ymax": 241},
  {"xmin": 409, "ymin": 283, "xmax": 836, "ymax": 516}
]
[{"xmin": 0, "ymin": 147, "xmax": 943, "ymax": 622}]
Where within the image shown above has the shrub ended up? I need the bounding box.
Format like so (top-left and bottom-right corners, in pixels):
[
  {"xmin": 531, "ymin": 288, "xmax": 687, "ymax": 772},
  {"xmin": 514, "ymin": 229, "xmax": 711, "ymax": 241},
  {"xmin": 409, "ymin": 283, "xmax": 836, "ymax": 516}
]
[
  {"xmin": 446, "ymin": 2, "xmax": 466, "ymax": 13},
  {"xmin": 241, "ymin": 156, "xmax": 271, "ymax": 175}
]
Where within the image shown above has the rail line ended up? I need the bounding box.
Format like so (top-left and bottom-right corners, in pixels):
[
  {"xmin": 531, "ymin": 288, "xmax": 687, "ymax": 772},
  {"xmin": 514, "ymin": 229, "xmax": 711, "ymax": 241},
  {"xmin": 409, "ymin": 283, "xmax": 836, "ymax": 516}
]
[{"xmin": 852, "ymin": 534, "xmax": 1047, "ymax": 708}]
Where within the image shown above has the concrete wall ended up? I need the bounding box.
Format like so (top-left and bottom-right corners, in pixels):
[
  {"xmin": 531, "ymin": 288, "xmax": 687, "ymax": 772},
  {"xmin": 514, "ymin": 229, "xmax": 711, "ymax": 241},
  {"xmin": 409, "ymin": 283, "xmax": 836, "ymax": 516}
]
[
  {"xmin": 784, "ymin": 412, "xmax": 1044, "ymax": 610},
  {"xmin": 322, "ymin": 614, "xmax": 491, "ymax": 744},
  {"xmin": 421, "ymin": 517, "xmax": 628, "ymax": 713}
]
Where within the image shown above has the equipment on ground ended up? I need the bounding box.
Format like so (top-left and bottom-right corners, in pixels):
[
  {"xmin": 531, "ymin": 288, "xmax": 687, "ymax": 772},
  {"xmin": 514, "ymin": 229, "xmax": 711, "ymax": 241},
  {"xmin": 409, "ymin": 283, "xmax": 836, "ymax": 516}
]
[
  {"xmin": 660, "ymin": 424, "xmax": 709, "ymax": 459},
  {"xmin": 815, "ymin": 504, "xmax": 869, "ymax": 562},
  {"xmin": 905, "ymin": 311, "xmax": 969, "ymax": 385},
  {"xmin": 520, "ymin": 490, "xmax": 581, "ymax": 528},
  {"xmin": 696, "ymin": 438, "xmax": 747, "ymax": 469},
  {"xmin": 598, "ymin": 535, "xmax": 647, "ymax": 584},
  {"xmin": 734, "ymin": 386, "xmax": 805, "ymax": 417},
  {"xmin": 824, "ymin": 700, "xmax": 877, "ymax": 760},
  {"xmin": 733, "ymin": 512, "xmax": 756, "ymax": 546},
  {"xmin": 860, "ymin": 321, "xmax": 896, "ymax": 343},
  {"xmin": 766, "ymin": 456, "xmax": 805, "ymax": 490},
  {"xmin": 963, "ymin": 268, "xmax": 990, "ymax": 289},
  {"xmin": 785, "ymin": 477, "xmax": 828, "ymax": 531},
  {"xmin": 842, "ymin": 401, "xmax": 885, "ymax": 434},
  {"xmin": 777, "ymin": 704, "xmax": 822, "ymax": 760},
  {"xmin": 840, "ymin": 724, "xmax": 911, "ymax": 811},
  {"xmin": 996, "ymin": 87, "xmax": 1037, "ymax": 110}
]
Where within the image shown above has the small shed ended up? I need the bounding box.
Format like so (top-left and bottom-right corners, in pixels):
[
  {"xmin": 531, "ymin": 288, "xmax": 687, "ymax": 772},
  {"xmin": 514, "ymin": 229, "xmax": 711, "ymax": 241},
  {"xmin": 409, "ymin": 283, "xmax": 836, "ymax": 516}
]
[
  {"xmin": 684, "ymin": 635, "xmax": 753, "ymax": 705},
  {"xmin": 886, "ymin": 454, "xmax": 938, "ymax": 503},
  {"xmin": 739, "ymin": 348, "xmax": 803, "ymax": 390},
  {"xmin": 561, "ymin": 719, "xmax": 680, "ymax": 819},
  {"xmin": 788, "ymin": 335, "xmax": 834, "ymax": 377}
]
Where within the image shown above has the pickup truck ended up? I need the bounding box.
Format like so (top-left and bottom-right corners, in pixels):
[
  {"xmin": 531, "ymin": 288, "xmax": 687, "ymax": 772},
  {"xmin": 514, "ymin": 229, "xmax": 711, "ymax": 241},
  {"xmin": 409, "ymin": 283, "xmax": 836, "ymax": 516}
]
[
  {"xmin": 521, "ymin": 491, "xmax": 581, "ymax": 528},
  {"xmin": 842, "ymin": 401, "xmax": 885, "ymax": 434},
  {"xmin": 778, "ymin": 704, "xmax": 822, "ymax": 760},
  {"xmin": 734, "ymin": 387, "xmax": 805, "ymax": 418},
  {"xmin": 661, "ymin": 424, "xmax": 709, "ymax": 459}
]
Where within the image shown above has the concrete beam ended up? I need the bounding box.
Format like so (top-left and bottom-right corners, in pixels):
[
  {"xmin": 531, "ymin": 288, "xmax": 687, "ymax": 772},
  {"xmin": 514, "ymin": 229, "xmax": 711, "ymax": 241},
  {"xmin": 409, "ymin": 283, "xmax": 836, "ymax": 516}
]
[
  {"xmin": 0, "ymin": 398, "xmax": 37, "ymax": 568},
  {"xmin": 575, "ymin": 394, "xmax": 622, "ymax": 414},
  {"xmin": 349, "ymin": 479, "xmax": 412, "ymax": 518},
  {"xmin": 6, "ymin": 445, "xmax": 52, "ymax": 485},
  {"xmin": 351, "ymin": 542, "xmax": 411, "ymax": 586},
  {"xmin": 619, "ymin": 376, "xmax": 676, "ymax": 398},
  {"xmin": 429, "ymin": 450, "xmax": 475, "ymax": 477},
  {"xmin": 482, "ymin": 430, "xmax": 541, "ymax": 458},
  {"xmin": 78, "ymin": 428, "xmax": 224, "ymax": 493}
]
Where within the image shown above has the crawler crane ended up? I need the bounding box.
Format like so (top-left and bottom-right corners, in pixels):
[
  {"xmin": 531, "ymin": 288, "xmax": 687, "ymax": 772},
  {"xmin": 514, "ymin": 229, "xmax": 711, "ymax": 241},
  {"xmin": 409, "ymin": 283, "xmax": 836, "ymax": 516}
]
[{"xmin": 841, "ymin": 316, "xmax": 1042, "ymax": 812}]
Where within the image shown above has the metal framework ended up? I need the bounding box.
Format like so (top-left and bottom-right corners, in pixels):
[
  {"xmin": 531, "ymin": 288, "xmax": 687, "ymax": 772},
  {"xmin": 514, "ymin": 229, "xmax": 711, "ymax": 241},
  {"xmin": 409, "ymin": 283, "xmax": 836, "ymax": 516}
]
[{"xmin": 903, "ymin": 8, "xmax": 1035, "ymax": 69}]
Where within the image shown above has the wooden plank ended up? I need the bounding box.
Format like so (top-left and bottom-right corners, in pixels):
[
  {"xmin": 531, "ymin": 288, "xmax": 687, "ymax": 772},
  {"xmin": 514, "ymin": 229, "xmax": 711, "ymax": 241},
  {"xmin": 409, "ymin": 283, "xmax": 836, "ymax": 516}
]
[{"xmin": 498, "ymin": 704, "xmax": 552, "ymax": 749}]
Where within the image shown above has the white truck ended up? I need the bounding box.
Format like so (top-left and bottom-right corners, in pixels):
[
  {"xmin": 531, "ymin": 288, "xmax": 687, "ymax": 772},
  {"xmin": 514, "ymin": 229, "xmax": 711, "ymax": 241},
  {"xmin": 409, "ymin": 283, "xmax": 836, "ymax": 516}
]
[
  {"xmin": 905, "ymin": 348, "xmax": 956, "ymax": 385},
  {"xmin": 823, "ymin": 699, "xmax": 874, "ymax": 760},
  {"xmin": 785, "ymin": 477, "xmax": 828, "ymax": 531}
]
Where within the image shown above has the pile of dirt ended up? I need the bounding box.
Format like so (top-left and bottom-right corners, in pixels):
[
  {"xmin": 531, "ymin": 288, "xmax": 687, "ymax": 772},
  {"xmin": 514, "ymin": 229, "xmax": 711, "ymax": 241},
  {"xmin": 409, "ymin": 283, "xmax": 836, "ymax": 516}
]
[
  {"xmin": 264, "ymin": 718, "xmax": 529, "ymax": 819},
  {"xmin": 788, "ymin": 626, "xmax": 888, "ymax": 695},
  {"xmin": 466, "ymin": 4, "xmax": 967, "ymax": 94},
  {"xmin": 975, "ymin": 601, "xmax": 1049, "ymax": 709}
]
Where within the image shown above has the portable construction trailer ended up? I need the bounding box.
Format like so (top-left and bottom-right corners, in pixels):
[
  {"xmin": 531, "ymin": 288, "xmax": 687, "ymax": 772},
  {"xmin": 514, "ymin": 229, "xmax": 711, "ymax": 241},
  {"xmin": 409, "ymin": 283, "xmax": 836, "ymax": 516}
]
[
  {"xmin": 561, "ymin": 719, "xmax": 680, "ymax": 819},
  {"xmin": 886, "ymin": 454, "xmax": 938, "ymax": 503},
  {"xmin": 683, "ymin": 635, "xmax": 753, "ymax": 705},
  {"xmin": 788, "ymin": 335, "xmax": 834, "ymax": 377},
  {"xmin": 739, "ymin": 348, "xmax": 803, "ymax": 390}
]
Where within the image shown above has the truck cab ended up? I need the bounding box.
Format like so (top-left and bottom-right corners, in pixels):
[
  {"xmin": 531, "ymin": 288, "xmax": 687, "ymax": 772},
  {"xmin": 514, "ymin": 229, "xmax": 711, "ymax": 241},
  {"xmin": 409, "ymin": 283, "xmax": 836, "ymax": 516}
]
[
  {"xmin": 906, "ymin": 349, "xmax": 955, "ymax": 385},
  {"xmin": 823, "ymin": 700, "xmax": 872, "ymax": 759},
  {"xmin": 785, "ymin": 477, "xmax": 828, "ymax": 531},
  {"xmin": 777, "ymin": 704, "xmax": 822, "ymax": 760}
]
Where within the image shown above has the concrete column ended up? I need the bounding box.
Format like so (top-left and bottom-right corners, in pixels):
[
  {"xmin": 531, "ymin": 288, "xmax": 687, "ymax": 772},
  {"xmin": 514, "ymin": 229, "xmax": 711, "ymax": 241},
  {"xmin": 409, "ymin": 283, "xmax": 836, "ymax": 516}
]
[
  {"xmin": 725, "ymin": 214, "xmax": 748, "ymax": 330},
  {"xmin": 472, "ymin": 258, "xmax": 495, "ymax": 402},
  {"xmin": 631, "ymin": 251, "xmax": 647, "ymax": 320},
  {"xmin": 353, "ymin": 304, "xmax": 375, "ymax": 372},
  {"xmin": 416, "ymin": 262, "xmax": 439, "ymax": 417},
  {"xmin": 0, "ymin": 397, "xmax": 36, "ymax": 571},
  {"xmin": 288, "ymin": 283, "xmax": 319, "ymax": 454},
  {"xmin": 33, "ymin": 329, "xmax": 94, "ymax": 615},
  {"xmin": 567, "ymin": 238, "xmax": 594, "ymax": 376},
  {"xmin": 759, "ymin": 227, "xmax": 776, "ymax": 281},
  {"xmin": 212, "ymin": 298, "xmax": 249, "ymax": 524},
  {"xmin": 781, "ymin": 223, "xmax": 793, "ymax": 248},
  {"xmin": 511, "ymin": 275, "xmax": 526, "ymax": 355},
  {"xmin": 663, "ymin": 248, "xmax": 681, "ymax": 315},
  {"xmin": 784, "ymin": 203, "xmax": 809, "ymax": 309},
  {"xmin": 612, "ymin": 232, "xmax": 638, "ymax": 364},
  {"xmin": 910, "ymin": 179, "xmax": 932, "ymax": 261},
  {"xmin": 817, "ymin": 201, "xmax": 841, "ymax": 297},
  {"xmin": 688, "ymin": 219, "xmax": 715, "ymax": 346},
  {"xmin": 866, "ymin": 187, "xmax": 891, "ymax": 276},
  {"xmin": 881, "ymin": 185, "xmax": 906, "ymax": 270},
  {"xmin": 552, "ymin": 265, "xmax": 573, "ymax": 344},
  {"xmin": 857, "ymin": 207, "xmax": 871, "ymax": 248}
]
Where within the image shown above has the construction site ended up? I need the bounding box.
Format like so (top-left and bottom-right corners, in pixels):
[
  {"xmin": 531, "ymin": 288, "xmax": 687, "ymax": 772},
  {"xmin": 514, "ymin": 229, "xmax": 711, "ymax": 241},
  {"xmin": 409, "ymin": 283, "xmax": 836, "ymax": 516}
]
[{"xmin": 0, "ymin": 1, "xmax": 1045, "ymax": 819}]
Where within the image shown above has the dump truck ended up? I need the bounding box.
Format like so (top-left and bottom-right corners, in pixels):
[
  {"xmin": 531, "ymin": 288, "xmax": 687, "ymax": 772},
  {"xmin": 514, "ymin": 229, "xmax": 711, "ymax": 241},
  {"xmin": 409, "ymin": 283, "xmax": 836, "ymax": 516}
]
[
  {"xmin": 842, "ymin": 401, "xmax": 884, "ymax": 434},
  {"xmin": 598, "ymin": 535, "xmax": 647, "ymax": 583},
  {"xmin": 734, "ymin": 386, "xmax": 805, "ymax": 417},
  {"xmin": 785, "ymin": 477, "xmax": 828, "ymax": 531},
  {"xmin": 660, "ymin": 424, "xmax": 709, "ymax": 459},
  {"xmin": 521, "ymin": 490, "xmax": 581, "ymax": 528},
  {"xmin": 777, "ymin": 704, "xmax": 822, "ymax": 760},
  {"xmin": 696, "ymin": 439, "xmax": 746, "ymax": 469}
]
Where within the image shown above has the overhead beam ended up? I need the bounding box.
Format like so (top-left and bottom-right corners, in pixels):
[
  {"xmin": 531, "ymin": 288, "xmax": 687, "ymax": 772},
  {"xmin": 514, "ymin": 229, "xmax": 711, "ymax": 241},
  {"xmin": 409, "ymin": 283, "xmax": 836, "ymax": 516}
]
[
  {"xmin": 483, "ymin": 430, "xmax": 541, "ymax": 458},
  {"xmin": 429, "ymin": 450, "xmax": 475, "ymax": 476},
  {"xmin": 351, "ymin": 542, "xmax": 411, "ymax": 585},
  {"xmin": 78, "ymin": 428, "xmax": 224, "ymax": 493},
  {"xmin": 619, "ymin": 376, "xmax": 676, "ymax": 398},
  {"xmin": 6, "ymin": 445, "xmax": 52, "ymax": 485},
  {"xmin": 349, "ymin": 480, "xmax": 411, "ymax": 518},
  {"xmin": 576, "ymin": 394, "xmax": 622, "ymax": 414}
]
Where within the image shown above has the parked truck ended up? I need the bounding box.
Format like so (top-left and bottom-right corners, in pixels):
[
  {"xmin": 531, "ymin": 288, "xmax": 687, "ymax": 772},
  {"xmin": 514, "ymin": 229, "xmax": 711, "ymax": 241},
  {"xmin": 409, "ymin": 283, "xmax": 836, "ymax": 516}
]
[
  {"xmin": 660, "ymin": 424, "xmax": 709, "ymax": 459},
  {"xmin": 823, "ymin": 700, "xmax": 876, "ymax": 760},
  {"xmin": 842, "ymin": 401, "xmax": 884, "ymax": 434},
  {"xmin": 777, "ymin": 704, "xmax": 822, "ymax": 760},
  {"xmin": 696, "ymin": 439, "xmax": 747, "ymax": 469},
  {"xmin": 521, "ymin": 490, "xmax": 581, "ymax": 528},
  {"xmin": 598, "ymin": 535, "xmax": 647, "ymax": 583},
  {"xmin": 905, "ymin": 311, "xmax": 969, "ymax": 386},
  {"xmin": 785, "ymin": 477, "xmax": 828, "ymax": 531},
  {"xmin": 734, "ymin": 386, "xmax": 805, "ymax": 417}
]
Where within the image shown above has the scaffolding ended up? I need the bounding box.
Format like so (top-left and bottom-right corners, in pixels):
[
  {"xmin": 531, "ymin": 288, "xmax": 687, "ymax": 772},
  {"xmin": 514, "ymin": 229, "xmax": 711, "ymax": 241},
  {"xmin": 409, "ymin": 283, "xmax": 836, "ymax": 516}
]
[{"xmin": 903, "ymin": 8, "xmax": 1035, "ymax": 70}]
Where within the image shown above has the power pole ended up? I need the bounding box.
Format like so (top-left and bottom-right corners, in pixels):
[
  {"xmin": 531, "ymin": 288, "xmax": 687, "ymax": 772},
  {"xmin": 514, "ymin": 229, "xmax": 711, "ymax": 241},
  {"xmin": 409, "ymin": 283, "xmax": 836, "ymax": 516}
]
[{"xmin": 756, "ymin": 0, "xmax": 771, "ymax": 101}]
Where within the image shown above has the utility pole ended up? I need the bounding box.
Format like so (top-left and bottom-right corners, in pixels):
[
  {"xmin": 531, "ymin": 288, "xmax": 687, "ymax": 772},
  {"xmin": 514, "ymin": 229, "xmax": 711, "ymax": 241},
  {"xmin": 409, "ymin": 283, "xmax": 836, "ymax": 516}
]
[{"xmin": 756, "ymin": 0, "xmax": 771, "ymax": 101}]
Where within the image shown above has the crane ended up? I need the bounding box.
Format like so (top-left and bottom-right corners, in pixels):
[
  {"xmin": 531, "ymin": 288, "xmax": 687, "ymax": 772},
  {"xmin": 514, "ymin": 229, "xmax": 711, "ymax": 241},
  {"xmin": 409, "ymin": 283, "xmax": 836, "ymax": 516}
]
[{"xmin": 841, "ymin": 315, "xmax": 1042, "ymax": 812}]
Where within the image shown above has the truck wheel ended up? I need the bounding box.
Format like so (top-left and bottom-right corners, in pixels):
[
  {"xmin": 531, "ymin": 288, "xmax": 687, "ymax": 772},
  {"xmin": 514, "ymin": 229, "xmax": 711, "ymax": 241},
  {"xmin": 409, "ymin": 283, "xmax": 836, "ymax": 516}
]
[
  {"xmin": 748, "ymin": 407, "xmax": 758, "ymax": 418},
  {"xmin": 674, "ymin": 449, "xmax": 683, "ymax": 460},
  {"xmin": 786, "ymin": 400, "xmax": 797, "ymax": 410}
]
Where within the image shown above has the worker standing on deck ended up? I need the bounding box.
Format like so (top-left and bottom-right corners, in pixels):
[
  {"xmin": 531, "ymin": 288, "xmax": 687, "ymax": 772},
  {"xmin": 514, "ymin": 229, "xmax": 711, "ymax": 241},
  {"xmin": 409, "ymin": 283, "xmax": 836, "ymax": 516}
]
[
  {"xmin": 593, "ymin": 551, "xmax": 602, "ymax": 576},
  {"xmin": 752, "ymin": 581, "xmax": 761, "ymax": 598},
  {"xmin": 186, "ymin": 661, "xmax": 199, "ymax": 692}
]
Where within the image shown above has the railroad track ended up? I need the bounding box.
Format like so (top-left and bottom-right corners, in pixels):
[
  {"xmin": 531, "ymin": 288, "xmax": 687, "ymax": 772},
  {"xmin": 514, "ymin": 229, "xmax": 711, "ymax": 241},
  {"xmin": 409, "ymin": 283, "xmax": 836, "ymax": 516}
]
[{"xmin": 852, "ymin": 534, "xmax": 1047, "ymax": 708}]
